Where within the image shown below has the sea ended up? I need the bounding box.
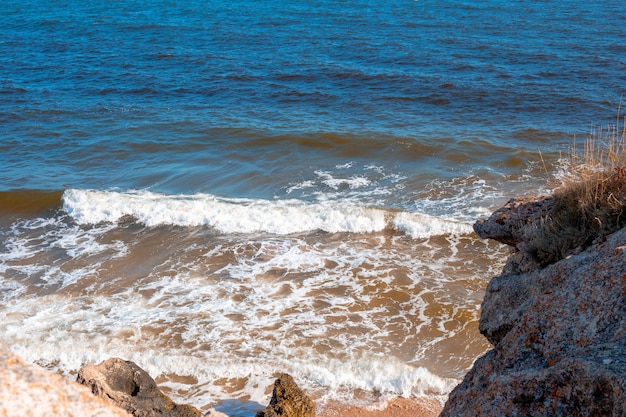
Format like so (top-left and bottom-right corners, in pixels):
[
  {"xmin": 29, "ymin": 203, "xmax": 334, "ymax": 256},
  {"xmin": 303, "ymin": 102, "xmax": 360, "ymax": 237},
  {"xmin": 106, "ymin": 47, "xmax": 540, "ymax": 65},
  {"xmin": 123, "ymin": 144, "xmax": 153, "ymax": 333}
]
[{"xmin": 1, "ymin": 0, "xmax": 625, "ymax": 415}]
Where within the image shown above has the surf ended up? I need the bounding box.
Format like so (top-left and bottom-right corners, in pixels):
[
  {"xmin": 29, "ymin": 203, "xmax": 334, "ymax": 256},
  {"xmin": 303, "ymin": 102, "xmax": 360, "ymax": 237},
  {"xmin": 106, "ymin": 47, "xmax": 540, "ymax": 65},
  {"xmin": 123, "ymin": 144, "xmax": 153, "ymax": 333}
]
[{"xmin": 62, "ymin": 189, "xmax": 473, "ymax": 238}]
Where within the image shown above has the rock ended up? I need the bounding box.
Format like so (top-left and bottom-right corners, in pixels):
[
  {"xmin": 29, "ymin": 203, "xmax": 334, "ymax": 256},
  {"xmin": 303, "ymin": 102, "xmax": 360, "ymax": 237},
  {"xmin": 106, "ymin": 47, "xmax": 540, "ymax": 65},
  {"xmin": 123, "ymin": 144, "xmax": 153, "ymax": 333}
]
[
  {"xmin": 473, "ymin": 197, "xmax": 555, "ymax": 247},
  {"xmin": 76, "ymin": 358, "xmax": 202, "ymax": 417},
  {"xmin": 473, "ymin": 196, "xmax": 556, "ymax": 274},
  {"xmin": 255, "ymin": 374, "xmax": 315, "ymax": 417},
  {"xmin": 0, "ymin": 348, "xmax": 131, "ymax": 417},
  {"xmin": 441, "ymin": 218, "xmax": 626, "ymax": 416}
]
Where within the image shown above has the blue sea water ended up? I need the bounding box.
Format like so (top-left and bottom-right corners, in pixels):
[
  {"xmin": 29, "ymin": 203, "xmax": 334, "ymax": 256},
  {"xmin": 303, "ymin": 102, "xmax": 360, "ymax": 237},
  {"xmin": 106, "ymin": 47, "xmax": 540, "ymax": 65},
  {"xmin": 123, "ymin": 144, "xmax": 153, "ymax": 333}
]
[
  {"xmin": 1, "ymin": 1, "xmax": 625, "ymax": 414},
  {"xmin": 2, "ymin": 0, "xmax": 625, "ymax": 195}
]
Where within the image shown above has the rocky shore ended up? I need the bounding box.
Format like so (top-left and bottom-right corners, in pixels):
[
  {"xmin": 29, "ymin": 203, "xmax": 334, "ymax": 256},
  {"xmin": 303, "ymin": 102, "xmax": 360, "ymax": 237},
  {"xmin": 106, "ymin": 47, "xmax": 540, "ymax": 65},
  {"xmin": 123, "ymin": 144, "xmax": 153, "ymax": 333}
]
[
  {"xmin": 441, "ymin": 197, "xmax": 626, "ymax": 416},
  {"xmin": 3, "ymin": 195, "xmax": 624, "ymax": 416},
  {"xmin": 0, "ymin": 349, "xmax": 441, "ymax": 417}
]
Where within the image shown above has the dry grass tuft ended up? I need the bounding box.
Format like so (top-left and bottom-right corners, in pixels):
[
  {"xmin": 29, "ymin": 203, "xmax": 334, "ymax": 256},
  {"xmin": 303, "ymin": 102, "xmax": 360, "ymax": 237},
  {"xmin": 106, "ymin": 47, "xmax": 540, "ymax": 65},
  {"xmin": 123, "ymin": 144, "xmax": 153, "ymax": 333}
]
[{"xmin": 528, "ymin": 114, "xmax": 626, "ymax": 266}]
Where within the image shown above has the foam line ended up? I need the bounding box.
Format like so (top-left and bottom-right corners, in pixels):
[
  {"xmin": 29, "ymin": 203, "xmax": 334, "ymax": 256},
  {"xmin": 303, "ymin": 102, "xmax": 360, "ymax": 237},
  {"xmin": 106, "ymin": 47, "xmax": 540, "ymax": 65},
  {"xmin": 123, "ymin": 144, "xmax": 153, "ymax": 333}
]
[{"xmin": 62, "ymin": 189, "xmax": 472, "ymax": 237}]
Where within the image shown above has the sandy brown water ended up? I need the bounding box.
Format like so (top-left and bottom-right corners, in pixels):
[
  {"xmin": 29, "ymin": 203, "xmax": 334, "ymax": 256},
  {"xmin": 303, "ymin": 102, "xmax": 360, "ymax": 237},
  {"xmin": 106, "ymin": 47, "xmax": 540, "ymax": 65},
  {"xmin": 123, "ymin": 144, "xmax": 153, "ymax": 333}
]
[{"xmin": 1, "ymin": 208, "xmax": 507, "ymax": 414}]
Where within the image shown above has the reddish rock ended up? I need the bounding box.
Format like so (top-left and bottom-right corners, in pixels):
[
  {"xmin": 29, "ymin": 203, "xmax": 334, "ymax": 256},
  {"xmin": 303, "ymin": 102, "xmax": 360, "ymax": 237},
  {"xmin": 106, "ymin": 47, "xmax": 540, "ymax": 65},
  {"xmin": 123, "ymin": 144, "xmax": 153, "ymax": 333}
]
[
  {"xmin": 473, "ymin": 197, "xmax": 555, "ymax": 247},
  {"xmin": 441, "ymin": 220, "xmax": 626, "ymax": 416},
  {"xmin": 474, "ymin": 197, "xmax": 558, "ymax": 274},
  {"xmin": 0, "ymin": 348, "xmax": 131, "ymax": 417}
]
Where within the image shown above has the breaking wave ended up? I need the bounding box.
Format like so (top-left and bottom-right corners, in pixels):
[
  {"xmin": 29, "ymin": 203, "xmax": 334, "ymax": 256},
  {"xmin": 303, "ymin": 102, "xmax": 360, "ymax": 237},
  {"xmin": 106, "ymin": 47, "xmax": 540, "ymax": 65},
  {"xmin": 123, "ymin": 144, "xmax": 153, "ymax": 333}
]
[{"xmin": 62, "ymin": 189, "xmax": 472, "ymax": 238}]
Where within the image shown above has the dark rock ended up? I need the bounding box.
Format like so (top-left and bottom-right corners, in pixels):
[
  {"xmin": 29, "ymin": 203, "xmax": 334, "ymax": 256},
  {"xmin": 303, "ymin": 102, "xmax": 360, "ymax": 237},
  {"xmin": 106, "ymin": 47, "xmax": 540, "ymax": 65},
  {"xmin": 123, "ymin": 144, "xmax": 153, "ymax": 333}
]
[
  {"xmin": 255, "ymin": 374, "xmax": 315, "ymax": 417},
  {"xmin": 76, "ymin": 358, "xmax": 202, "ymax": 417}
]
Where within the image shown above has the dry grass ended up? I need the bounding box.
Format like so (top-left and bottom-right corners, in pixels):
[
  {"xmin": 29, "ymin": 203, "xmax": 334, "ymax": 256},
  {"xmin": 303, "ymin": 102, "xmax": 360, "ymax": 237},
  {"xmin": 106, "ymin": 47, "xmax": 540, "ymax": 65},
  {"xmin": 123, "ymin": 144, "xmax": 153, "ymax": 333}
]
[{"xmin": 528, "ymin": 114, "xmax": 626, "ymax": 266}]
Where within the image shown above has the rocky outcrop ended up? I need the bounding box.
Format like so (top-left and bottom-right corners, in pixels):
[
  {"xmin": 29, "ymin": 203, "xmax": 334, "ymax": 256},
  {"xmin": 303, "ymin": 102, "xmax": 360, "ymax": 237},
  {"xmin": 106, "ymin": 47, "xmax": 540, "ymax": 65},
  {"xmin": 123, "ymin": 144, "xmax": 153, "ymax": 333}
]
[
  {"xmin": 0, "ymin": 348, "xmax": 131, "ymax": 417},
  {"xmin": 255, "ymin": 374, "xmax": 316, "ymax": 417},
  {"xmin": 473, "ymin": 197, "xmax": 555, "ymax": 248},
  {"xmin": 440, "ymin": 201, "xmax": 626, "ymax": 416},
  {"xmin": 76, "ymin": 358, "xmax": 202, "ymax": 417},
  {"xmin": 474, "ymin": 196, "xmax": 557, "ymax": 275}
]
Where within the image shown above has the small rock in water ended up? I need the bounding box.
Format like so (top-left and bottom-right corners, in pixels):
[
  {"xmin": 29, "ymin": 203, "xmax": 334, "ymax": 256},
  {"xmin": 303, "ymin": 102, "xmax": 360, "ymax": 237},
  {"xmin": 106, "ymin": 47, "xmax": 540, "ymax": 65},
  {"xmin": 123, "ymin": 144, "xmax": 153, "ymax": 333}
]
[{"xmin": 255, "ymin": 373, "xmax": 316, "ymax": 417}]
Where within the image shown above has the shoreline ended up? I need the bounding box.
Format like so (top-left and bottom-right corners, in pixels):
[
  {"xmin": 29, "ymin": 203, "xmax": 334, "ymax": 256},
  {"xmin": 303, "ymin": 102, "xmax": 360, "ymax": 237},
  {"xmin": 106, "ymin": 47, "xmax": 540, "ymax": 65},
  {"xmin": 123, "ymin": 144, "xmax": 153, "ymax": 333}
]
[
  {"xmin": 317, "ymin": 397, "xmax": 443, "ymax": 417},
  {"xmin": 1, "ymin": 346, "xmax": 446, "ymax": 417}
]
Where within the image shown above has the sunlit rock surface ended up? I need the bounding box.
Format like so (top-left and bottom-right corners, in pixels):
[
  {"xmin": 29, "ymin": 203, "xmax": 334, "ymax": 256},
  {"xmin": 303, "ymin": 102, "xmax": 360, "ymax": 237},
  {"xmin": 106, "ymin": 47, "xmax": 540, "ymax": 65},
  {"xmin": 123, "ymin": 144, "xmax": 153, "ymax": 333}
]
[
  {"xmin": 77, "ymin": 358, "xmax": 202, "ymax": 417},
  {"xmin": 441, "ymin": 206, "xmax": 626, "ymax": 417},
  {"xmin": 0, "ymin": 349, "xmax": 131, "ymax": 417}
]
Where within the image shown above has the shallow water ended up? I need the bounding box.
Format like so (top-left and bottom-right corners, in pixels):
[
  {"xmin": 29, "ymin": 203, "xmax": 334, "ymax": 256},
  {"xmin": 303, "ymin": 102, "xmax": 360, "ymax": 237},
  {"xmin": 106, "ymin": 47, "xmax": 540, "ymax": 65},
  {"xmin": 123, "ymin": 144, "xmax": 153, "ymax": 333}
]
[{"xmin": 1, "ymin": 1, "xmax": 625, "ymax": 414}]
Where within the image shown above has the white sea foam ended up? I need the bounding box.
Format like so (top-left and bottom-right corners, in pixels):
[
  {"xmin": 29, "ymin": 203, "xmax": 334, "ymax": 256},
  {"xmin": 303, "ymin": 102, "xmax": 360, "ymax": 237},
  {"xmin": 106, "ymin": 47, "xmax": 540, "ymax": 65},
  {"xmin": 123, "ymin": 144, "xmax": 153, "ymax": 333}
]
[
  {"xmin": 0, "ymin": 215, "xmax": 505, "ymax": 413},
  {"xmin": 293, "ymin": 354, "xmax": 458, "ymax": 398},
  {"xmin": 62, "ymin": 189, "xmax": 472, "ymax": 238},
  {"xmin": 393, "ymin": 212, "xmax": 473, "ymax": 239},
  {"xmin": 0, "ymin": 288, "xmax": 457, "ymax": 411},
  {"xmin": 0, "ymin": 216, "xmax": 128, "ymax": 291},
  {"xmin": 0, "ymin": 279, "xmax": 27, "ymax": 302},
  {"xmin": 283, "ymin": 163, "xmax": 407, "ymax": 205},
  {"xmin": 0, "ymin": 187, "xmax": 503, "ymax": 414},
  {"xmin": 314, "ymin": 170, "xmax": 371, "ymax": 190}
]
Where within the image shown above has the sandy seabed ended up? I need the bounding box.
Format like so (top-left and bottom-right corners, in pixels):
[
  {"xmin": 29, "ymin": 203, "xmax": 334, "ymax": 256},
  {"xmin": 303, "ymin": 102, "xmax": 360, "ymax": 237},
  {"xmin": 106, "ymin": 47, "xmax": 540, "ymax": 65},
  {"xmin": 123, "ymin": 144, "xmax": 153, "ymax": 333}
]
[{"xmin": 317, "ymin": 397, "xmax": 443, "ymax": 417}]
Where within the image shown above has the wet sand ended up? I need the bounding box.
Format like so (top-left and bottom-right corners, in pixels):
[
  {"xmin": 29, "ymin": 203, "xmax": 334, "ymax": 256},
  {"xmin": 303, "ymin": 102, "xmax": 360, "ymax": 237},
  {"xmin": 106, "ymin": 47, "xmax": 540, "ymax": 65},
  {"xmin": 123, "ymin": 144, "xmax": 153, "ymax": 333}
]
[{"xmin": 317, "ymin": 397, "xmax": 443, "ymax": 417}]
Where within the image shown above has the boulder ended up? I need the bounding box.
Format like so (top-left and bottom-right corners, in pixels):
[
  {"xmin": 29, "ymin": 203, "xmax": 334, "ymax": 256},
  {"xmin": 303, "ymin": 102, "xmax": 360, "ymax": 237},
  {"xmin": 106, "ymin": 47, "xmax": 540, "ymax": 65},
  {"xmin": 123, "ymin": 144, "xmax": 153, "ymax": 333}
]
[
  {"xmin": 441, "ymin": 213, "xmax": 626, "ymax": 416},
  {"xmin": 255, "ymin": 374, "xmax": 315, "ymax": 417},
  {"xmin": 76, "ymin": 358, "xmax": 202, "ymax": 417}
]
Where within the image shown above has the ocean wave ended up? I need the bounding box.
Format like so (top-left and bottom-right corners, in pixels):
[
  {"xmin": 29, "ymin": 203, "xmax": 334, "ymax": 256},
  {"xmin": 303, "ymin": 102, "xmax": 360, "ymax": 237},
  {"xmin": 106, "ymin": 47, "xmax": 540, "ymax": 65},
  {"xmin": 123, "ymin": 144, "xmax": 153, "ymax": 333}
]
[{"xmin": 62, "ymin": 189, "xmax": 472, "ymax": 238}]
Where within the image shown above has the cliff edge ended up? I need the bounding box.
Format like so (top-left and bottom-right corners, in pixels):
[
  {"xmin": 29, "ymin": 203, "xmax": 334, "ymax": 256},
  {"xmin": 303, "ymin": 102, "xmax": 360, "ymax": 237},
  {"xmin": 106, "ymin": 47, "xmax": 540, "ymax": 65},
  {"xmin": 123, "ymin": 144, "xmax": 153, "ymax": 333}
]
[{"xmin": 440, "ymin": 197, "xmax": 626, "ymax": 417}]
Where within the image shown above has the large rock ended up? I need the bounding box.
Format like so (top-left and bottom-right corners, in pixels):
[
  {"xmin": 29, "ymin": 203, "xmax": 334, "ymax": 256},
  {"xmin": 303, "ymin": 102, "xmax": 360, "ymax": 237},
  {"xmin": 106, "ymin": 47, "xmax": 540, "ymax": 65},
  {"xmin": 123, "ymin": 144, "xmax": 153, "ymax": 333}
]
[
  {"xmin": 76, "ymin": 358, "xmax": 202, "ymax": 417},
  {"xmin": 255, "ymin": 374, "xmax": 315, "ymax": 417},
  {"xmin": 441, "ymin": 213, "xmax": 626, "ymax": 416},
  {"xmin": 0, "ymin": 348, "xmax": 131, "ymax": 417}
]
